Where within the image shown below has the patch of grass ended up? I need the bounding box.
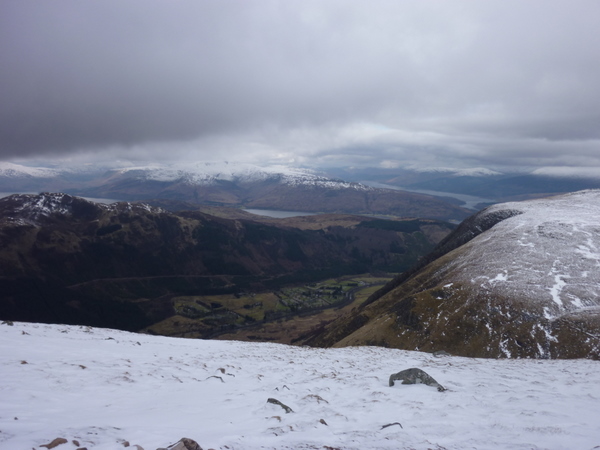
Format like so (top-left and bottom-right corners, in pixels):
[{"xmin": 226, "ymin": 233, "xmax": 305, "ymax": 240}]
[
  {"xmin": 357, "ymin": 219, "xmax": 424, "ymax": 233},
  {"xmin": 158, "ymin": 273, "xmax": 395, "ymax": 344}
]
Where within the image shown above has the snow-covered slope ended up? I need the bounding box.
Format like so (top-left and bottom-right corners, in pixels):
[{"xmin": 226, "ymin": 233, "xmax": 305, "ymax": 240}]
[
  {"xmin": 445, "ymin": 190, "xmax": 600, "ymax": 322},
  {"xmin": 308, "ymin": 190, "xmax": 600, "ymax": 359},
  {"xmin": 0, "ymin": 162, "xmax": 59, "ymax": 178},
  {"xmin": 1, "ymin": 322, "xmax": 599, "ymax": 450}
]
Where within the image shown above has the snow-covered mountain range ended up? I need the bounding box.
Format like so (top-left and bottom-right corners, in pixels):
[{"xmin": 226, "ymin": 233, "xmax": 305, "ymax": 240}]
[
  {"xmin": 404, "ymin": 166, "xmax": 504, "ymax": 177},
  {"xmin": 1, "ymin": 321, "xmax": 598, "ymax": 450},
  {"xmin": 0, "ymin": 162, "xmax": 60, "ymax": 178},
  {"xmin": 308, "ymin": 190, "xmax": 600, "ymax": 359},
  {"xmin": 108, "ymin": 162, "xmax": 372, "ymax": 190},
  {"xmin": 0, "ymin": 161, "xmax": 471, "ymax": 221},
  {"xmin": 0, "ymin": 161, "xmax": 368, "ymax": 190}
]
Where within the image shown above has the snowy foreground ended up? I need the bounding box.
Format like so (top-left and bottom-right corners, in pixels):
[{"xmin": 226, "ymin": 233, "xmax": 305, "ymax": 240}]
[{"xmin": 1, "ymin": 323, "xmax": 599, "ymax": 450}]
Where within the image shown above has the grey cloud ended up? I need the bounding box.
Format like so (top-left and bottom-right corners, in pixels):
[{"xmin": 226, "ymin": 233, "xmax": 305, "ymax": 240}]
[{"xmin": 1, "ymin": 0, "xmax": 600, "ymax": 170}]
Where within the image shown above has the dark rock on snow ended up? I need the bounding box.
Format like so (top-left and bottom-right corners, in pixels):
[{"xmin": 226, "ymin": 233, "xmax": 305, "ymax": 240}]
[
  {"xmin": 267, "ymin": 397, "xmax": 294, "ymax": 413},
  {"xmin": 389, "ymin": 368, "xmax": 446, "ymax": 392},
  {"xmin": 158, "ymin": 437, "xmax": 202, "ymax": 450}
]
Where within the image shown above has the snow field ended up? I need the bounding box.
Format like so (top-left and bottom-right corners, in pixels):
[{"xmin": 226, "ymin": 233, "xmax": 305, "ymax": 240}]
[{"xmin": 1, "ymin": 322, "xmax": 599, "ymax": 449}]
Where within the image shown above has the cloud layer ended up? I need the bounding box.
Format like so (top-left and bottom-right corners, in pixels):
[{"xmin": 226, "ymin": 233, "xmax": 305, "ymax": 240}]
[{"xmin": 2, "ymin": 0, "xmax": 600, "ymax": 169}]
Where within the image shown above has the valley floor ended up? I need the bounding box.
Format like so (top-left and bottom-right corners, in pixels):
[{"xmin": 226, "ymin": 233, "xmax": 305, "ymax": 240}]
[{"xmin": 0, "ymin": 322, "xmax": 599, "ymax": 450}]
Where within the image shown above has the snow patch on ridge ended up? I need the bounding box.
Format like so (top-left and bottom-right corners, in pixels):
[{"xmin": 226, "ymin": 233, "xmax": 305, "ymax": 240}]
[
  {"xmin": 548, "ymin": 272, "xmax": 567, "ymax": 307},
  {"xmin": 491, "ymin": 271, "xmax": 508, "ymax": 283}
]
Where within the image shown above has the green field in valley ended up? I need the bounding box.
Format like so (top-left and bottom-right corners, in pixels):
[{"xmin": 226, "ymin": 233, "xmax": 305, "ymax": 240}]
[{"xmin": 144, "ymin": 274, "xmax": 393, "ymax": 343}]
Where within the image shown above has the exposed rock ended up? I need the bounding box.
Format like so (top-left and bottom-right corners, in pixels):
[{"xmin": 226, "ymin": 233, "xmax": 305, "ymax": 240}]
[
  {"xmin": 389, "ymin": 368, "xmax": 446, "ymax": 392},
  {"xmin": 267, "ymin": 397, "xmax": 294, "ymax": 413},
  {"xmin": 303, "ymin": 394, "xmax": 328, "ymax": 404},
  {"xmin": 381, "ymin": 422, "xmax": 403, "ymax": 430},
  {"xmin": 433, "ymin": 350, "xmax": 451, "ymax": 357},
  {"xmin": 204, "ymin": 375, "xmax": 224, "ymax": 383},
  {"xmin": 157, "ymin": 437, "xmax": 202, "ymax": 450},
  {"xmin": 40, "ymin": 437, "xmax": 68, "ymax": 449}
]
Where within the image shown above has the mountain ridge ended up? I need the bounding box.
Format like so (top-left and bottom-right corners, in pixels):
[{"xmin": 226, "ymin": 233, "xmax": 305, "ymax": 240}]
[
  {"xmin": 0, "ymin": 161, "xmax": 471, "ymax": 221},
  {"xmin": 306, "ymin": 190, "xmax": 600, "ymax": 359},
  {"xmin": 0, "ymin": 192, "xmax": 454, "ymax": 334}
]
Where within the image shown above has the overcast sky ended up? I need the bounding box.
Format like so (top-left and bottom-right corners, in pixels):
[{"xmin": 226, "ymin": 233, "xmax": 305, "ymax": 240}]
[{"xmin": 2, "ymin": 0, "xmax": 600, "ymax": 171}]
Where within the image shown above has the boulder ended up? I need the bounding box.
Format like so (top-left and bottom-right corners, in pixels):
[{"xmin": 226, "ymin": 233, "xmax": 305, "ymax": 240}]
[
  {"xmin": 267, "ymin": 397, "xmax": 294, "ymax": 413},
  {"xmin": 40, "ymin": 438, "xmax": 68, "ymax": 449},
  {"xmin": 157, "ymin": 437, "xmax": 202, "ymax": 450},
  {"xmin": 389, "ymin": 368, "xmax": 446, "ymax": 391}
]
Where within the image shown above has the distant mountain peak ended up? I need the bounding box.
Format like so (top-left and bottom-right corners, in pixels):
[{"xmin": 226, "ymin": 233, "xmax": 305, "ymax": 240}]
[
  {"xmin": 0, "ymin": 162, "xmax": 58, "ymax": 178},
  {"xmin": 109, "ymin": 161, "xmax": 373, "ymax": 191},
  {"xmin": 0, "ymin": 192, "xmax": 162, "ymax": 225},
  {"xmin": 451, "ymin": 167, "xmax": 503, "ymax": 177}
]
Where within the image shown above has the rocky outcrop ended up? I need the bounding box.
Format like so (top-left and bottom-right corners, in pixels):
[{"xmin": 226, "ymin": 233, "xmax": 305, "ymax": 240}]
[
  {"xmin": 40, "ymin": 438, "xmax": 68, "ymax": 449},
  {"xmin": 389, "ymin": 368, "xmax": 446, "ymax": 391},
  {"xmin": 158, "ymin": 437, "xmax": 202, "ymax": 450},
  {"xmin": 267, "ymin": 398, "xmax": 294, "ymax": 413}
]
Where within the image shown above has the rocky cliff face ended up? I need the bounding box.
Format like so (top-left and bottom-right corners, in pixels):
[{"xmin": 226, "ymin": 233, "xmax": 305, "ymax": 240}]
[
  {"xmin": 0, "ymin": 193, "xmax": 453, "ymax": 332},
  {"xmin": 306, "ymin": 190, "xmax": 600, "ymax": 359}
]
